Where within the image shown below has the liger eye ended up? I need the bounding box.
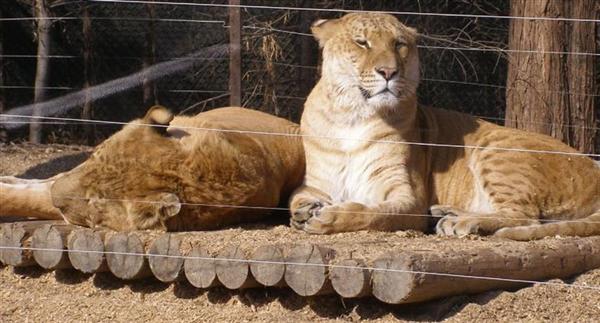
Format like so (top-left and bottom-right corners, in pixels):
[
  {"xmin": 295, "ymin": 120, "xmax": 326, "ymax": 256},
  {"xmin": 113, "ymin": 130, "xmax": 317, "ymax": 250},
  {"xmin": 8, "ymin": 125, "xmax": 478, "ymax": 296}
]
[
  {"xmin": 354, "ymin": 39, "xmax": 369, "ymax": 48},
  {"xmin": 395, "ymin": 41, "xmax": 407, "ymax": 51}
]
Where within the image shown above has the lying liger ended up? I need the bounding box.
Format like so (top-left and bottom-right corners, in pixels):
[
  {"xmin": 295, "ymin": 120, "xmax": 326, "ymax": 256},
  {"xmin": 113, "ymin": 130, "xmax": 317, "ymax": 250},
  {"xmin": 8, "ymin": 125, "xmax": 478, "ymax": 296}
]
[
  {"xmin": 2, "ymin": 13, "xmax": 599, "ymax": 240},
  {"xmin": 0, "ymin": 107, "xmax": 305, "ymax": 231}
]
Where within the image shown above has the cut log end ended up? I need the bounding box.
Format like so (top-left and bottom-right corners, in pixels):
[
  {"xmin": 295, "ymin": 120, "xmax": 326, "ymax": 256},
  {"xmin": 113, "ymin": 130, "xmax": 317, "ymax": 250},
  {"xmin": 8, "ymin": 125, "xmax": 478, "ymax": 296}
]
[
  {"xmin": 0, "ymin": 223, "xmax": 35, "ymax": 267},
  {"xmin": 105, "ymin": 232, "xmax": 151, "ymax": 280},
  {"xmin": 372, "ymin": 256, "xmax": 415, "ymax": 304},
  {"xmin": 284, "ymin": 244, "xmax": 334, "ymax": 296},
  {"xmin": 249, "ymin": 245, "xmax": 285, "ymax": 287},
  {"xmin": 148, "ymin": 233, "xmax": 183, "ymax": 283},
  {"xmin": 31, "ymin": 224, "xmax": 71, "ymax": 270},
  {"xmin": 184, "ymin": 245, "xmax": 219, "ymax": 289},
  {"xmin": 67, "ymin": 229, "xmax": 107, "ymax": 274},
  {"xmin": 330, "ymin": 259, "xmax": 371, "ymax": 298},
  {"xmin": 216, "ymin": 245, "xmax": 258, "ymax": 289}
]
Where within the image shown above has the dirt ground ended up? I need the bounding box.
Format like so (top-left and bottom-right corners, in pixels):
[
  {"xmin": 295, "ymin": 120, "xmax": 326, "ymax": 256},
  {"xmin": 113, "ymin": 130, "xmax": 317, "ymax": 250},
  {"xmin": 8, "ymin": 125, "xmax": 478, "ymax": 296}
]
[{"xmin": 1, "ymin": 143, "xmax": 600, "ymax": 322}]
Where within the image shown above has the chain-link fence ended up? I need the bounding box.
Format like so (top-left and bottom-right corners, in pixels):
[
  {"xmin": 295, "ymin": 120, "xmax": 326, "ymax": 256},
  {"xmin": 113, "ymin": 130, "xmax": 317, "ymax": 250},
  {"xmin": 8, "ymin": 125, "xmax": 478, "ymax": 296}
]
[{"xmin": 0, "ymin": 0, "xmax": 597, "ymax": 148}]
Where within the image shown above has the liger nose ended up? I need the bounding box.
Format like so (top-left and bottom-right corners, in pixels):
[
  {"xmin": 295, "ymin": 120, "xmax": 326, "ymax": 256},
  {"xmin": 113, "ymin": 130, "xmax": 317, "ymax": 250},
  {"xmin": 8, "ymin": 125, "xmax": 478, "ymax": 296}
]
[{"xmin": 375, "ymin": 67, "xmax": 398, "ymax": 81}]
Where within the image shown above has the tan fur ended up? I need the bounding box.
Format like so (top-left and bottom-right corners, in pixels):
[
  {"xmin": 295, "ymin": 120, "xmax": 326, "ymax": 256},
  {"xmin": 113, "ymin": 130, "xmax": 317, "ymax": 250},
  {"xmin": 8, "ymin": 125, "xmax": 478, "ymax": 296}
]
[
  {"xmin": 1, "ymin": 107, "xmax": 304, "ymax": 231},
  {"xmin": 290, "ymin": 13, "xmax": 600, "ymax": 240}
]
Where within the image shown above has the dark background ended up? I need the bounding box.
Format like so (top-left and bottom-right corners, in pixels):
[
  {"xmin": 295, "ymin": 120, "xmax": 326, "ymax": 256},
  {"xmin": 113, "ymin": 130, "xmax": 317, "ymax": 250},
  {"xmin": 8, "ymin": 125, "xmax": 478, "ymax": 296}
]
[{"xmin": 0, "ymin": 1, "xmax": 597, "ymax": 147}]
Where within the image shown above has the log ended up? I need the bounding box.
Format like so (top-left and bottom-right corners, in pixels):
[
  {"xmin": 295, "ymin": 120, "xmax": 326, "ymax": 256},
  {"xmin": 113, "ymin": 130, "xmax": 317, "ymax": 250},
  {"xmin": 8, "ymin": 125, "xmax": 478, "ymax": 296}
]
[
  {"xmin": 105, "ymin": 232, "xmax": 151, "ymax": 280},
  {"xmin": 372, "ymin": 237, "xmax": 600, "ymax": 304},
  {"xmin": 284, "ymin": 244, "xmax": 335, "ymax": 296},
  {"xmin": 183, "ymin": 245, "xmax": 219, "ymax": 289},
  {"xmin": 249, "ymin": 245, "xmax": 286, "ymax": 287},
  {"xmin": 67, "ymin": 229, "xmax": 107, "ymax": 274},
  {"xmin": 330, "ymin": 259, "xmax": 371, "ymax": 298},
  {"xmin": 0, "ymin": 221, "xmax": 59, "ymax": 266},
  {"xmin": 31, "ymin": 224, "xmax": 74, "ymax": 269},
  {"xmin": 215, "ymin": 245, "xmax": 259, "ymax": 289},
  {"xmin": 148, "ymin": 233, "xmax": 184, "ymax": 283}
]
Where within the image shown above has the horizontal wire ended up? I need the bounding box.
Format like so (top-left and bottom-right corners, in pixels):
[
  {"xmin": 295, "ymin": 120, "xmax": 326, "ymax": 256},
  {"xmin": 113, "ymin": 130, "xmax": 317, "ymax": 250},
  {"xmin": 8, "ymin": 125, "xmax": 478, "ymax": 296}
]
[
  {"xmin": 1, "ymin": 114, "xmax": 598, "ymax": 158},
  {"xmin": 0, "ymin": 16, "xmax": 225, "ymax": 24},
  {"xmin": 47, "ymin": 195, "xmax": 600, "ymax": 226},
  {"xmin": 1, "ymin": 83, "xmax": 598, "ymax": 130},
  {"xmin": 2, "ymin": 17, "xmax": 598, "ymax": 57},
  {"xmin": 86, "ymin": 0, "xmax": 600, "ymax": 23},
  {"xmin": 246, "ymin": 24, "xmax": 600, "ymax": 57},
  {"xmin": 0, "ymin": 245, "xmax": 598, "ymax": 291}
]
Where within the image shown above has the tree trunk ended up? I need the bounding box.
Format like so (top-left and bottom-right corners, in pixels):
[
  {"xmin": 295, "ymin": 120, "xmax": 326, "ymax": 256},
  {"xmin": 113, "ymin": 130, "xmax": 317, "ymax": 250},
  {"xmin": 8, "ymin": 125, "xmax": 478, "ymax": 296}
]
[
  {"xmin": 228, "ymin": 0, "xmax": 241, "ymax": 107},
  {"xmin": 82, "ymin": 5, "xmax": 95, "ymax": 145},
  {"xmin": 506, "ymin": 0, "xmax": 597, "ymax": 154},
  {"xmin": 142, "ymin": 3, "xmax": 158, "ymax": 108},
  {"xmin": 30, "ymin": 0, "xmax": 52, "ymax": 144}
]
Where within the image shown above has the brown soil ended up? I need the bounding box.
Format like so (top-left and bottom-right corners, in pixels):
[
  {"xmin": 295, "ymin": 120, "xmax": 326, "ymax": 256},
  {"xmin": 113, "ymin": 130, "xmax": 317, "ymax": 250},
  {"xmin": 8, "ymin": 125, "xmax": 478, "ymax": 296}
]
[{"xmin": 1, "ymin": 143, "xmax": 599, "ymax": 322}]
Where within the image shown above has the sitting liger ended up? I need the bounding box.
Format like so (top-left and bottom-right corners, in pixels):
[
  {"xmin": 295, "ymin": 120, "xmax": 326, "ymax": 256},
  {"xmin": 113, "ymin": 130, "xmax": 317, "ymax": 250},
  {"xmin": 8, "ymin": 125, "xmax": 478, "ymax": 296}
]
[
  {"xmin": 0, "ymin": 107, "xmax": 305, "ymax": 231},
  {"xmin": 289, "ymin": 12, "xmax": 600, "ymax": 240}
]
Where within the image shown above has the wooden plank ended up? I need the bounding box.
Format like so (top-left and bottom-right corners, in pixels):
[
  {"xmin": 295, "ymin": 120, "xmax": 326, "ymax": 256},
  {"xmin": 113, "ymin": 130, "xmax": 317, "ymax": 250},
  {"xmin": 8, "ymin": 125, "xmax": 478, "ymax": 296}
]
[
  {"xmin": 228, "ymin": 0, "xmax": 241, "ymax": 106},
  {"xmin": 148, "ymin": 233, "xmax": 184, "ymax": 283},
  {"xmin": 67, "ymin": 228, "xmax": 108, "ymax": 274},
  {"xmin": 371, "ymin": 237, "xmax": 600, "ymax": 304},
  {"xmin": 284, "ymin": 244, "xmax": 335, "ymax": 296}
]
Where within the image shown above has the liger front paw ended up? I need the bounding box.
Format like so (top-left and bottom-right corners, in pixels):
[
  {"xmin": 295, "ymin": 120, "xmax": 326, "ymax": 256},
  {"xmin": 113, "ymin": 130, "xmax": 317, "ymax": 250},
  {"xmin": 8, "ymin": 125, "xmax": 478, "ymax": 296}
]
[
  {"xmin": 435, "ymin": 215, "xmax": 482, "ymax": 237},
  {"xmin": 290, "ymin": 200, "xmax": 325, "ymax": 230}
]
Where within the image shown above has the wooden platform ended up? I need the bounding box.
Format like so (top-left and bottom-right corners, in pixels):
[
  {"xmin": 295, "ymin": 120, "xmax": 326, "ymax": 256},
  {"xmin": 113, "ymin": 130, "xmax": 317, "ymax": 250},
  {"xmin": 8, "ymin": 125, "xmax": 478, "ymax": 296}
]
[{"xmin": 1, "ymin": 220, "xmax": 599, "ymax": 304}]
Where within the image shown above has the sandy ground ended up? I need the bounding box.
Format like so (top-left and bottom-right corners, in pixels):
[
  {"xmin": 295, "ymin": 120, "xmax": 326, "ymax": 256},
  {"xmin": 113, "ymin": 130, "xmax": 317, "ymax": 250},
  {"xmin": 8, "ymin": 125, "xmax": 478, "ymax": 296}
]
[{"xmin": 1, "ymin": 143, "xmax": 599, "ymax": 322}]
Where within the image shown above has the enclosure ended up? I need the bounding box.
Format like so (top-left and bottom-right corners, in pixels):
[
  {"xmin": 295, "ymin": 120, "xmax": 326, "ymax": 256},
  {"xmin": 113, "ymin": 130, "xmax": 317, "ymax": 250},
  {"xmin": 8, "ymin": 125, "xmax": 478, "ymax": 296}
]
[{"xmin": 1, "ymin": 0, "xmax": 600, "ymax": 321}]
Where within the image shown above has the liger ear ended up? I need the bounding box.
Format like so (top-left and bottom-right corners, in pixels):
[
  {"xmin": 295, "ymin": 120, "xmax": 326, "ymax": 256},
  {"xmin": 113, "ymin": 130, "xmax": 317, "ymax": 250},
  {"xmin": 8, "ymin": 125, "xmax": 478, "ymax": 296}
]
[
  {"xmin": 143, "ymin": 105, "xmax": 174, "ymax": 135},
  {"xmin": 311, "ymin": 18, "xmax": 341, "ymax": 48}
]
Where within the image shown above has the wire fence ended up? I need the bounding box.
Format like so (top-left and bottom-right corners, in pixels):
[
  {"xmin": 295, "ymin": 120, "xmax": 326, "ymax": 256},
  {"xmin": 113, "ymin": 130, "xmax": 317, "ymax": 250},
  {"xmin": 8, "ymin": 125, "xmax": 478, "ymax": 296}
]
[
  {"xmin": 1, "ymin": 0, "xmax": 596, "ymax": 148},
  {"xmin": 0, "ymin": 0, "xmax": 599, "ymax": 298}
]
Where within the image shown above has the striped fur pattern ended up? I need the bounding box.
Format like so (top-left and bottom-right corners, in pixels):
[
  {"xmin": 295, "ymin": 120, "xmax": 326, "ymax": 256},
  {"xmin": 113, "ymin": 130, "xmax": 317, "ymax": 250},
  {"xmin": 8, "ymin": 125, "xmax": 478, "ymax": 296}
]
[{"xmin": 289, "ymin": 13, "xmax": 600, "ymax": 240}]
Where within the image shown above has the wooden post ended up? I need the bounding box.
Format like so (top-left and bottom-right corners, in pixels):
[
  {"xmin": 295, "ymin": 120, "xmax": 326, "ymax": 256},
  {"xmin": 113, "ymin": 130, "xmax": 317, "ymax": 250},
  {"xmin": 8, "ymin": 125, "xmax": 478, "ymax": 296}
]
[
  {"xmin": 506, "ymin": 0, "xmax": 597, "ymax": 153},
  {"xmin": 249, "ymin": 245, "xmax": 286, "ymax": 287},
  {"xmin": 147, "ymin": 233, "xmax": 184, "ymax": 283},
  {"xmin": 0, "ymin": 14, "xmax": 5, "ymax": 142},
  {"xmin": 0, "ymin": 13, "xmax": 5, "ymax": 116},
  {"xmin": 105, "ymin": 232, "xmax": 152, "ymax": 280},
  {"xmin": 183, "ymin": 245, "xmax": 220, "ymax": 288},
  {"xmin": 298, "ymin": 10, "xmax": 317, "ymax": 98},
  {"xmin": 142, "ymin": 3, "xmax": 158, "ymax": 107},
  {"xmin": 81, "ymin": 4, "xmax": 95, "ymax": 145},
  {"xmin": 67, "ymin": 229, "xmax": 108, "ymax": 273},
  {"xmin": 228, "ymin": 0, "xmax": 241, "ymax": 107},
  {"xmin": 30, "ymin": 0, "xmax": 52, "ymax": 143},
  {"xmin": 284, "ymin": 244, "xmax": 335, "ymax": 296}
]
